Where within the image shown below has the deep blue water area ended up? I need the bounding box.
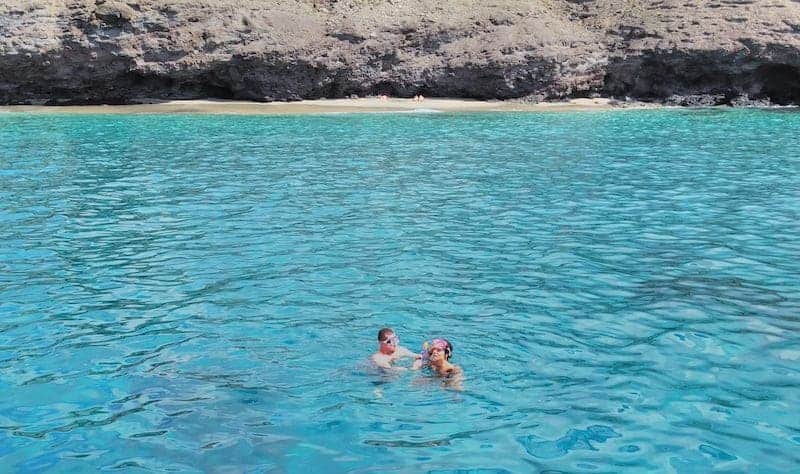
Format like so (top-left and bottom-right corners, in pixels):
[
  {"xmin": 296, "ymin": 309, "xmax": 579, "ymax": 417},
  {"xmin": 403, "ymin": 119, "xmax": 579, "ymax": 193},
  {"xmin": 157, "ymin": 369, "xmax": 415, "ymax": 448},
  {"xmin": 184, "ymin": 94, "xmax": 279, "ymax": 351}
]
[{"xmin": 1, "ymin": 109, "xmax": 799, "ymax": 472}]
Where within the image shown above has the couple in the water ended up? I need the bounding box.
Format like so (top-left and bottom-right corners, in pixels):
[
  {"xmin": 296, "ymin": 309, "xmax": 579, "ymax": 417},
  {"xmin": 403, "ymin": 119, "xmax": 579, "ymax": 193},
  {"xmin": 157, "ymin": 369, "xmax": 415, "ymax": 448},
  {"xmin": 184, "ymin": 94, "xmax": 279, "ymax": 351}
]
[{"xmin": 370, "ymin": 327, "xmax": 463, "ymax": 385}]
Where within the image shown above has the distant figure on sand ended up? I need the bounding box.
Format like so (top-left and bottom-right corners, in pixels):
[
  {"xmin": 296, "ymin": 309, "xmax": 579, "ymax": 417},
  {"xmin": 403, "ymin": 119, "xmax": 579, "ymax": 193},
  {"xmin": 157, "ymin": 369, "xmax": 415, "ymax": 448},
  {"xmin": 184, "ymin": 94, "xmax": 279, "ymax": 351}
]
[
  {"xmin": 379, "ymin": 94, "xmax": 389, "ymax": 101},
  {"xmin": 413, "ymin": 94, "xmax": 424, "ymax": 102},
  {"xmin": 413, "ymin": 338, "xmax": 463, "ymax": 389},
  {"xmin": 371, "ymin": 327, "xmax": 421, "ymax": 370}
]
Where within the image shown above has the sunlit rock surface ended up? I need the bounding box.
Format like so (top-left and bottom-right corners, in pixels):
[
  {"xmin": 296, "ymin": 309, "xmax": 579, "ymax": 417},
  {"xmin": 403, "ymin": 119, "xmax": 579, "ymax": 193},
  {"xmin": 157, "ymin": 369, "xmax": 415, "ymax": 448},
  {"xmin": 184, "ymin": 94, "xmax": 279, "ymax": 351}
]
[{"xmin": 1, "ymin": 0, "xmax": 799, "ymax": 105}]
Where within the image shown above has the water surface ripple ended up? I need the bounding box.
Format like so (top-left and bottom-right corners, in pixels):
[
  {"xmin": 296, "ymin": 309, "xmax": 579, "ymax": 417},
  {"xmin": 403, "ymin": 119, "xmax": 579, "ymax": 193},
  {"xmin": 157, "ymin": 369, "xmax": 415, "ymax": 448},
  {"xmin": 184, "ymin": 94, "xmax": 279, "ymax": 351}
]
[{"xmin": 1, "ymin": 110, "xmax": 799, "ymax": 472}]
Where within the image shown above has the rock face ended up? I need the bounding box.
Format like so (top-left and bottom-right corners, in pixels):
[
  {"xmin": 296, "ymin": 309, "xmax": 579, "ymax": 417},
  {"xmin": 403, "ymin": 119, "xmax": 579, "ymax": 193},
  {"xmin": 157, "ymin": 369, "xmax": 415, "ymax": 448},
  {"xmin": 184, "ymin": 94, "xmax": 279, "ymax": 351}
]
[{"xmin": 1, "ymin": 0, "xmax": 800, "ymax": 105}]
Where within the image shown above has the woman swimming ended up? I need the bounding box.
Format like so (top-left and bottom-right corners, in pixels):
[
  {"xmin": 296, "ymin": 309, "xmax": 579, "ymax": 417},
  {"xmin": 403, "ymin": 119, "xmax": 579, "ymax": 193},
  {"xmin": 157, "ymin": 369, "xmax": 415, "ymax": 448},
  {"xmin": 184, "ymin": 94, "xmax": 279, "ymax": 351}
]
[{"xmin": 413, "ymin": 338, "xmax": 463, "ymax": 389}]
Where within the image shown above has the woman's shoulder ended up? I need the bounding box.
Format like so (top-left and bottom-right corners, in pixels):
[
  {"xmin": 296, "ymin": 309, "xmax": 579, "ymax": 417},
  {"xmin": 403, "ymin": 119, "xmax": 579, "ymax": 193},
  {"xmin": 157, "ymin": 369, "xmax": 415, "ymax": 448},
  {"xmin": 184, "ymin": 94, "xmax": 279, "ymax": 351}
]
[{"xmin": 445, "ymin": 365, "xmax": 462, "ymax": 376}]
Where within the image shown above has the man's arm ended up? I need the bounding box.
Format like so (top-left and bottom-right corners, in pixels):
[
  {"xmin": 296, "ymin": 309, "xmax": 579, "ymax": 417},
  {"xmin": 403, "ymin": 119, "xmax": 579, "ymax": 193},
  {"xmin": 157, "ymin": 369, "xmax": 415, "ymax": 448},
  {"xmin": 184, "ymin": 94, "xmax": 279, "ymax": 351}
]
[{"xmin": 396, "ymin": 345, "xmax": 422, "ymax": 359}]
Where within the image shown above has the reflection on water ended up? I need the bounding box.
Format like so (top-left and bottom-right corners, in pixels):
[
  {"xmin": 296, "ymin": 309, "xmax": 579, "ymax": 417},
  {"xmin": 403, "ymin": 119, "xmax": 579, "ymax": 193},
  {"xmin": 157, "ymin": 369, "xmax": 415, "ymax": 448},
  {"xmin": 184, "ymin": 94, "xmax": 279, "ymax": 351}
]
[{"xmin": 1, "ymin": 110, "xmax": 799, "ymax": 472}]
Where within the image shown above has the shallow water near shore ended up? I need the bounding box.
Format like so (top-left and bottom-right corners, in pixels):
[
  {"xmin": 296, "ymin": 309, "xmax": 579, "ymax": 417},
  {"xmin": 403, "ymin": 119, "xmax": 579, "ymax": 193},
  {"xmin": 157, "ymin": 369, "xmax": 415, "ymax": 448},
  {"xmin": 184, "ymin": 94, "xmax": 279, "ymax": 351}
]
[{"xmin": 1, "ymin": 109, "xmax": 799, "ymax": 472}]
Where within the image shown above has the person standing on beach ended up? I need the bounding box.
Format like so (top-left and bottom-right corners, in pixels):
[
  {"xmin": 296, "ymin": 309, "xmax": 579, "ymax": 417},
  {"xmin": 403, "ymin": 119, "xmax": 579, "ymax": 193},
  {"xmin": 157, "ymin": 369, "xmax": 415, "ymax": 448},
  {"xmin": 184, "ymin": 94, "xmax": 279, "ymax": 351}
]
[{"xmin": 371, "ymin": 327, "xmax": 421, "ymax": 369}]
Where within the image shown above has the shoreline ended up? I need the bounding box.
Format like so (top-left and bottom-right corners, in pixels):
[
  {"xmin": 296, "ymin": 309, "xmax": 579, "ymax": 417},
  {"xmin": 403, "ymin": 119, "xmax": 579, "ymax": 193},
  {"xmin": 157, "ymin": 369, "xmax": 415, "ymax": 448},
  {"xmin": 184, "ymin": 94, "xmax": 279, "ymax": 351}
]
[{"xmin": 0, "ymin": 97, "xmax": 665, "ymax": 115}]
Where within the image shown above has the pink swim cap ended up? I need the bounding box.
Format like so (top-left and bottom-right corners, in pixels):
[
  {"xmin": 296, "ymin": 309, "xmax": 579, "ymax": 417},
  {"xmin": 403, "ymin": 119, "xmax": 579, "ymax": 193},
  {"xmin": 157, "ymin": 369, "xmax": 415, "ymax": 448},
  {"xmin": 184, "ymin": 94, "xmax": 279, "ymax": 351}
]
[{"xmin": 430, "ymin": 339, "xmax": 449, "ymax": 351}]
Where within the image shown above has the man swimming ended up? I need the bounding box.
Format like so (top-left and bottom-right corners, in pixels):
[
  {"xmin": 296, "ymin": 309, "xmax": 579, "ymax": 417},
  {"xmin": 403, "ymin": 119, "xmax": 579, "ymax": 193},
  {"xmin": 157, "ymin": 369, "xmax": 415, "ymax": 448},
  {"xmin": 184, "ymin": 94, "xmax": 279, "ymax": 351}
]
[{"xmin": 371, "ymin": 327, "xmax": 421, "ymax": 369}]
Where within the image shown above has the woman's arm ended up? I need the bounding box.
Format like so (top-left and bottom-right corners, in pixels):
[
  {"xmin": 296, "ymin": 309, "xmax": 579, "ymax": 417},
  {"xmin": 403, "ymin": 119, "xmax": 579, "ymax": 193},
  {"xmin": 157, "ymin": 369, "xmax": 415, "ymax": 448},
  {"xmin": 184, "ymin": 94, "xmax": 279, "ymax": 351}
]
[{"xmin": 446, "ymin": 366, "xmax": 464, "ymax": 391}]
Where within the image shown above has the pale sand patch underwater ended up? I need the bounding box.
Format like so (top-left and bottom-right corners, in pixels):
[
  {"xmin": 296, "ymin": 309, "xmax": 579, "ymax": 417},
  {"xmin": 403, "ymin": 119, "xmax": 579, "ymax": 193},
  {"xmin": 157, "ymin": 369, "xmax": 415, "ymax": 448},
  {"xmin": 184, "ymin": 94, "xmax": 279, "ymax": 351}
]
[{"xmin": 0, "ymin": 97, "xmax": 662, "ymax": 115}]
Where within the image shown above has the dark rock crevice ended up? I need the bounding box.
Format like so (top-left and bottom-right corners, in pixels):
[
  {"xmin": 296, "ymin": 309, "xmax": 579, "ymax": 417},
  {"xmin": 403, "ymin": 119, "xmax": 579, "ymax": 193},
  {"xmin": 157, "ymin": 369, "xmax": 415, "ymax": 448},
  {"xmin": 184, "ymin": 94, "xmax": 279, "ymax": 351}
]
[
  {"xmin": 603, "ymin": 49, "xmax": 800, "ymax": 105},
  {"xmin": 755, "ymin": 63, "xmax": 800, "ymax": 104}
]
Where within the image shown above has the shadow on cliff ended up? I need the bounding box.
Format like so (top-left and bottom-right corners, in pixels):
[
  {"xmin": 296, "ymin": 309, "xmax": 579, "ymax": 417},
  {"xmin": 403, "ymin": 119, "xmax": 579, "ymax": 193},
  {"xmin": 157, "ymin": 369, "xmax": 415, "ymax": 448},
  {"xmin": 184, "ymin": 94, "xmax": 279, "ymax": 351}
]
[
  {"xmin": 603, "ymin": 48, "xmax": 800, "ymax": 105},
  {"xmin": 3, "ymin": 47, "xmax": 800, "ymax": 106}
]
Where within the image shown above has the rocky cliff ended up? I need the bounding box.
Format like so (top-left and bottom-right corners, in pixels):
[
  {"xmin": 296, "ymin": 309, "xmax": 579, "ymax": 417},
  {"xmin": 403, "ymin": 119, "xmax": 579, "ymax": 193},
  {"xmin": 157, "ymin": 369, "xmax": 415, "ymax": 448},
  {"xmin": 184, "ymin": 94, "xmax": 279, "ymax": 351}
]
[{"xmin": 2, "ymin": 0, "xmax": 800, "ymax": 105}]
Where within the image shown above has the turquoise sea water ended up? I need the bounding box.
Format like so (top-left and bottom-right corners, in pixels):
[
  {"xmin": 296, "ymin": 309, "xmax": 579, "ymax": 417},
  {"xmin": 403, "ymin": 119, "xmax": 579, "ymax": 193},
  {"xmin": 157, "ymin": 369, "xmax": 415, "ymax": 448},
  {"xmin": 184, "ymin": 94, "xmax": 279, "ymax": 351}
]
[{"xmin": 1, "ymin": 109, "xmax": 799, "ymax": 472}]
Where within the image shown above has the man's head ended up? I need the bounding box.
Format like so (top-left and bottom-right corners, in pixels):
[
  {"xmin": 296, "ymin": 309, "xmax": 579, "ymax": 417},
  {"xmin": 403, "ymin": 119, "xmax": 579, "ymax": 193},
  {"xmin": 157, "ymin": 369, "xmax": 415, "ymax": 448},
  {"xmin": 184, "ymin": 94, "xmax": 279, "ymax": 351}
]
[{"xmin": 377, "ymin": 327, "xmax": 399, "ymax": 354}]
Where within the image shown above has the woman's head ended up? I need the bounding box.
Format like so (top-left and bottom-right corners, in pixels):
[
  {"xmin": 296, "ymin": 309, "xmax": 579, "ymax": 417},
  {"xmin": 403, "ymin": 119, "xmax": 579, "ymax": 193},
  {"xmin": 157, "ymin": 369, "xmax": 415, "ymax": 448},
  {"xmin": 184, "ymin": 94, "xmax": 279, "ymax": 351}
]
[{"xmin": 427, "ymin": 338, "xmax": 452, "ymax": 362}]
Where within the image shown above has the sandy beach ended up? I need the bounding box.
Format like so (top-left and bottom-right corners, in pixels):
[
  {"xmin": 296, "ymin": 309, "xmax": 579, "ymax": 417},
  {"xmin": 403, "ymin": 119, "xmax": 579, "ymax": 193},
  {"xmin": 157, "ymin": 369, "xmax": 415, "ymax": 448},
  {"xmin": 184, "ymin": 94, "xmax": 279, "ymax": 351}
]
[{"xmin": 0, "ymin": 97, "xmax": 659, "ymax": 115}]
